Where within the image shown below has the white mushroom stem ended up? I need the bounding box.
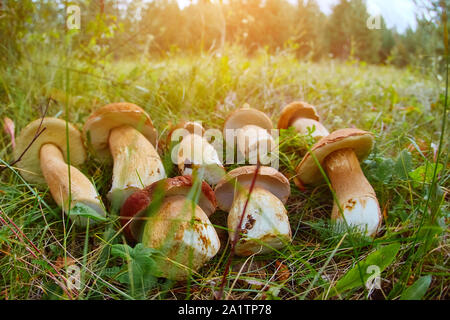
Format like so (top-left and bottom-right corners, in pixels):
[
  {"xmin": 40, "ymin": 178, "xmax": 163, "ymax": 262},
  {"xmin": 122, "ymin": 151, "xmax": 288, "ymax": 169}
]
[
  {"xmin": 40, "ymin": 144, "xmax": 104, "ymax": 226},
  {"xmin": 140, "ymin": 195, "xmax": 220, "ymax": 280},
  {"xmin": 324, "ymin": 148, "xmax": 381, "ymax": 236},
  {"xmin": 291, "ymin": 117, "xmax": 329, "ymax": 140},
  {"xmin": 177, "ymin": 133, "xmax": 225, "ymax": 185},
  {"xmin": 108, "ymin": 125, "xmax": 166, "ymax": 209},
  {"xmin": 236, "ymin": 125, "xmax": 274, "ymax": 162},
  {"xmin": 228, "ymin": 186, "xmax": 291, "ymax": 256}
]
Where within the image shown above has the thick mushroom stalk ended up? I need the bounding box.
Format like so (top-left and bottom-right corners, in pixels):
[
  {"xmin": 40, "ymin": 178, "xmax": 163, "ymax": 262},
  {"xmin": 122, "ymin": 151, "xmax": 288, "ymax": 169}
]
[
  {"xmin": 120, "ymin": 176, "xmax": 220, "ymax": 281},
  {"xmin": 291, "ymin": 118, "xmax": 329, "ymax": 140},
  {"xmin": 40, "ymin": 144, "xmax": 104, "ymax": 226},
  {"xmin": 228, "ymin": 186, "xmax": 291, "ymax": 256},
  {"xmin": 83, "ymin": 103, "xmax": 166, "ymax": 210},
  {"xmin": 108, "ymin": 125, "xmax": 165, "ymax": 208},
  {"xmin": 14, "ymin": 117, "xmax": 106, "ymax": 227},
  {"xmin": 236, "ymin": 125, "xmax": 274, "ymax": 162},
  {"xmin": 140, "ymin": 195, "xmax": 220, "ymax": 280},
  {"xmin": 324, "ymin": 148, "xmax": 380, "ymax": 236}
]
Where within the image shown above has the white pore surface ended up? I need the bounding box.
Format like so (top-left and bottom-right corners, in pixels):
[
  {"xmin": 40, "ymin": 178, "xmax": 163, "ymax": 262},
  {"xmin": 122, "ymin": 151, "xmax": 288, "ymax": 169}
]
[{"xmin": 336, "ymin": 196, "xmax": 381, "ymax": 236}]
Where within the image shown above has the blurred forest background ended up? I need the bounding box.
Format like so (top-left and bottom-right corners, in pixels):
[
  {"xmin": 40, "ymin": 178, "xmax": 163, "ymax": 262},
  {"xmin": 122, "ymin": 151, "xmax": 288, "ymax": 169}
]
[{"xmin": 0, "ymin": 0, "xmax": 448, "ymax": 71}]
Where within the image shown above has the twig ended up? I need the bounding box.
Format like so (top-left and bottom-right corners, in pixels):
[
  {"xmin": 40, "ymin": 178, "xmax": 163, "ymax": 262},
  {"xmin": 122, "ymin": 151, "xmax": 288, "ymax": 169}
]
[
  {"xmin": 0, "ymin": 98, "xmax": 52, "ymax": 173},
  {"xmin": 216, "ymin": 162, "xmax": 261, "ymax": 300}
]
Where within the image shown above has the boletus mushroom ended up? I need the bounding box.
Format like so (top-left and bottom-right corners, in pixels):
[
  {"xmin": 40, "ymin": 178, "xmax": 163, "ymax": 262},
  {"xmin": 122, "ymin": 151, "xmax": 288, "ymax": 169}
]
[
  {"xmin": 296, "ymin": 129, "xmax": 381, "ymax": 236},
  {"xmin": 168, "ymin": 121, "xmax": 225, "ymax": 185},
  {"xmin": 214, "ymin": 166, "xmax": 292, "ymax": 256},
  {"xmin": 14, "ymin": 118, "xmax": 106, "ymax": 226},
  {"xmin": 224, "ymin": 105, "xmax": 275, "ymax": 163},
  {"xmin": 120, "ymin": 176, "xmax": 220, "ymax": 280},
  {"xmin": 278, "ymin": 101, "xmax": 329, "ymax": 140},
  {"xmin": 83, "ymin": 103, "xmax": 166, "ymax": 209}
]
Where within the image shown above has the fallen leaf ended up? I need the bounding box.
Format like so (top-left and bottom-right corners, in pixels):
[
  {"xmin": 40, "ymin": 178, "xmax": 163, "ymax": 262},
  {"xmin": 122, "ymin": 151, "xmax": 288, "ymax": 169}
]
[
  {"xmin": 3, "ymin": 117, "xmax": 15, "ymax": 150},
  {"xmin": 54, "ymin": 256, "xmax": 76, "ymax": 270},
  {"xmin": 275, "ymin": 260, "xmax": 291, "ymax": 282}
]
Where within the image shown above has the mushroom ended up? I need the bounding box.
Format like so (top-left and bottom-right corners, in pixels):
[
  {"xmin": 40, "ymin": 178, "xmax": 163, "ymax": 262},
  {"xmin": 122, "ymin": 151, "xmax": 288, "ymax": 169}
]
[
  {"xmin": 120, "ymin": 176, "xmax": 220, "ymax": 280},
  {"xmin": 83, "ymin": 103, "xmax": 166, "ymax": 209},
  {"xmin": 168, "ymin": 121, "xmax": 225, "ymax": 185},
  {"xmin": 278, "ymin": 101, "xmax": 329, "ymax": 140},
  {"xmin": 14, "ymin": 118, "xmax": 106, "ymax": 226},
  {"xmin": 214, "ymin": 166, "xmax": 292, "ymax": 256},
  {"xmin": 296, "ymin": 129, "xmax": 381, "ymax": 236},
  {"xmin": 224, "ymin": 105, "xmax": 275, "ymax": 163}
]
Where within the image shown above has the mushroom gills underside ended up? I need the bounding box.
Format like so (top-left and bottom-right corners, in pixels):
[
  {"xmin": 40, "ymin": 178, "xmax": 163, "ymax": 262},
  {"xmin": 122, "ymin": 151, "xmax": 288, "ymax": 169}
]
[
  {"xmin": 140, "ymin": 195, "xmax": 220, "ymax": 280},
  {"xmin": 228, "ymin": 187, "xmax": 291, "ymax": 256}
]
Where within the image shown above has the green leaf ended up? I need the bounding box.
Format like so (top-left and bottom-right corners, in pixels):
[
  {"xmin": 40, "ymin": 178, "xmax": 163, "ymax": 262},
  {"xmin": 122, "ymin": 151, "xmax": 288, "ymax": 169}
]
[
  {"xmin": 364, "ymin": 156, "xmax": 395, "ymax": 184},
  {"xmin": 327, "ymin": 243, "xmax": 401, "ymax": 297},
  {"xmin": 400, "ymin": 275, "xmax": 432, "ymax": 300},
  {"xmin": 409, "ymin": 162, "xmax": 443, "ymax": 188},
  {"xmin": 31, "ymin": 259, "xmax": 54, "ymax": 272},
  {"xmin": 69, "ymin": 202, "xmax": 107, "ymax": 222},
  {"xmin": 394, "ymin": 149, "xmax": 412, "ymax": 180},
  {"xmin": 111, "ymin": 243, "xmax": 158, "ymax": 298}
]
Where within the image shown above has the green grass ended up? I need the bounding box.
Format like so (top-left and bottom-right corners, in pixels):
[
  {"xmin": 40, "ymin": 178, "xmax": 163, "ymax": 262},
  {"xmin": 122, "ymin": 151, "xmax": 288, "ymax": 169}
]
[{"xmin": 0, "ymin": 45, "xmax": 448, "ymax": 300}]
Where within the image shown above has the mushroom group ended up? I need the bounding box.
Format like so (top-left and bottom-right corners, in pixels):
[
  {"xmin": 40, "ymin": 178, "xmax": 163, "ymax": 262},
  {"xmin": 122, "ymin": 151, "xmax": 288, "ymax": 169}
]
[
  {"xmin": 120, "ymin": 176, "xmax": 220, "ymax": 280},
  {"xmin": 14, "ymin": 118, "xmax": 106, "ymax": 226},
  {"xmin": 10, "ymin": 98, "xmax": 384, "ymax": 283},
  {"xmin": 83, "ymin": 103, "xmax": 166, "ymax": 210},
  {"xmin": 279, "ymin": 101, "xmax": 381, "ymax": 236},
  {"xmin": 168, "ymin": 121, "xmax": 225, "ymax": 185}
]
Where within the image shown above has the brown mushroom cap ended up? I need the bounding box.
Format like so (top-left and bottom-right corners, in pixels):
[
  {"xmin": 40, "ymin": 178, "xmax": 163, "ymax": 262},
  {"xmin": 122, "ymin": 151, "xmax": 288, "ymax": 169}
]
[
  {"xmin": 83, "ymin": 103, "xmax": 157, "ymax": 161},
  {"xmin": 167, "ymin": 121, "xmax": 205, "ymax": 145},
  {"xmin": 223, "ymin": 106, "xmax": 273, "ymax": 132},
  {"xmin": 14, "ymin": 118, "xmax": 86, "ymax": 185},
  {"xmin": 277, "ymin": 101, "xmax": 320, "ymax": 129},
  {"xmin": 214, "ymin": 166, "xmax": 290, "ymax": 212},
  {"xmin": 120, "ymin": 175, "xmax": 217, "ymax": 242},
  {"xmin": 296, "ymin": 128, "xmax": 374, "ymax": 185}
]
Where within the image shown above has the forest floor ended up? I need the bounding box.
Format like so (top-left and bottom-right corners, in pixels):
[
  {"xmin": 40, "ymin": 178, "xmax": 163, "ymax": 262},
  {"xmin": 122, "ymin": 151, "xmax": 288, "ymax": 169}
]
[{"xmin": 0, "ymin": 47, "xmax": 448, "ymax": 300}]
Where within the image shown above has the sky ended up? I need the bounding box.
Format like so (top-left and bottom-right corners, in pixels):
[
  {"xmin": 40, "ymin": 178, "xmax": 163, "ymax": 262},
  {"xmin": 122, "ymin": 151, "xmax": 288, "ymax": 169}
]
[
  {"xmin": 315, "ymin": 0, "xmax": 418, "ymax": 32},
  {"xmin": 176, "ymin": 0, "xmax": 419, "ymax": 33}
]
